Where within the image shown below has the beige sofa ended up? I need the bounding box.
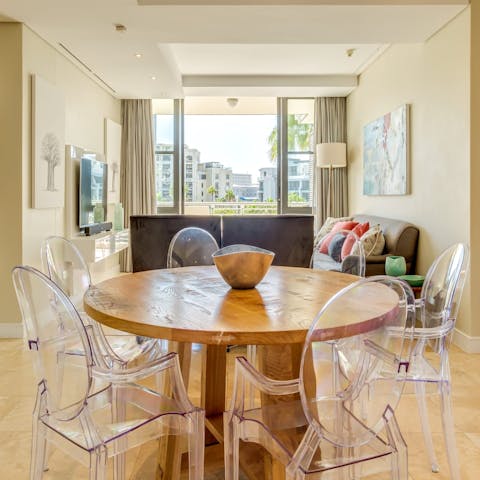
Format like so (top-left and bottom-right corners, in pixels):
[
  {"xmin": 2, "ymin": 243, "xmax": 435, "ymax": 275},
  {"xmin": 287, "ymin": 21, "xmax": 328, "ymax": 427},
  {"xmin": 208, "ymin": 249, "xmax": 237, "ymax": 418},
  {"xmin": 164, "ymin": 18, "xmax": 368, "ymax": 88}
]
[{"xmin": 352, "ymin": 214, "xmax": 419, "ymax": 276}]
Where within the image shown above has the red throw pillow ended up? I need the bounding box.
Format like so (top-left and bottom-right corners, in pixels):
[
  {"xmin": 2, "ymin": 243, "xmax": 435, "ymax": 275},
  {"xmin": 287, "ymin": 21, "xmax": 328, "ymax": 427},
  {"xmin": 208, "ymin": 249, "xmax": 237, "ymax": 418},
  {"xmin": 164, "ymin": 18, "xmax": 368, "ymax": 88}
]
[
  {"xmin": 319, "ymin": 221, "xmax": 359, "ymax": 254},
  {"xmin": 341, "ymin": 222, "xmax": 370, "ymax": 260}
]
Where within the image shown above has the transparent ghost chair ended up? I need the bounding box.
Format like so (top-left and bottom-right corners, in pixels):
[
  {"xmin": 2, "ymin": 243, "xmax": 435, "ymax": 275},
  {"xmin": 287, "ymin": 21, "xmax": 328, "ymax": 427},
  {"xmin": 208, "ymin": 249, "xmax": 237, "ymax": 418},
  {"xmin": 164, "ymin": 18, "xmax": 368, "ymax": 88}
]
[
  {"xmin": 390, "ymin": 243, "xmax": 469, "ymax": 479},
  {"xmin": 12, "ymin": 265, "xmax": 204, "ymax": 480},
  {"xmin": 41, "ymin": 236, "xmax": 164, "ymax": 367},
  {"xmin": 311, "ymin": 229, "xmax": 366, "ymax": 277},
  {"xmin": 167, "ymin": 227, "xmax": 219, "ymax": 268},
  {"xmin": 224, "ymin": 276, "xmax": 416, "ymax": 480},
  {"xmin": 166, "ymin": 226, "xmax": 220, "ymax": 353}
]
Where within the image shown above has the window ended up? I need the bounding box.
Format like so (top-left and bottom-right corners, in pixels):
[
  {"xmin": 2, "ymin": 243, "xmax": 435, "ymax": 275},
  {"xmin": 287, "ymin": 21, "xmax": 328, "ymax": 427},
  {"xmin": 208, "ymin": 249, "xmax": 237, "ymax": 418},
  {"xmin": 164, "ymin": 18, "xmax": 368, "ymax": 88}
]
[{"xmin": 153, "ymin": 97, "xmax": 313, "ymax": 215}]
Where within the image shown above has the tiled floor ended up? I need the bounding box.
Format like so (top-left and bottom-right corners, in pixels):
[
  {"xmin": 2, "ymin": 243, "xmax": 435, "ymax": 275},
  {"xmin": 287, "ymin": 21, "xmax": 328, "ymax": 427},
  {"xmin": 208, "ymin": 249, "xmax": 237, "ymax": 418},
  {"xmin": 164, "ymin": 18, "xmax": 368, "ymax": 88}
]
[{"xmin": 1, "ymin": 338, "xmax": 479, "ymax": 479}]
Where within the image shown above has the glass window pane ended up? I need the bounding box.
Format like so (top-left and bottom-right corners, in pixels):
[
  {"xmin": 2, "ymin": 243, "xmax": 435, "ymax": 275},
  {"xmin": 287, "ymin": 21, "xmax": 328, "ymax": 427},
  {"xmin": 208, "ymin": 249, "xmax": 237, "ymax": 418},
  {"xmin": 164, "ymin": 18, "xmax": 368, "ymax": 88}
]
[
  {"xmin": 155, "ymin": 150, "xmax": 174, "ymax": 208},
  {"xmin": 287, "ymin": 153, "xmax": 313, "ymax": 207},
  {"xmin": 153, "ymin": 99, "xmax": 174, "ymax": 145},
  {"xmin": 153, "ymin": 99, "xmax": 175, "ymax": 210},
  {"xmin": 183, "ymin": 97, "xmax": 278, "ymax": 215},
  {"xmin": 286, "ymin": 99, "xmax": 314, "ymax": 208}
]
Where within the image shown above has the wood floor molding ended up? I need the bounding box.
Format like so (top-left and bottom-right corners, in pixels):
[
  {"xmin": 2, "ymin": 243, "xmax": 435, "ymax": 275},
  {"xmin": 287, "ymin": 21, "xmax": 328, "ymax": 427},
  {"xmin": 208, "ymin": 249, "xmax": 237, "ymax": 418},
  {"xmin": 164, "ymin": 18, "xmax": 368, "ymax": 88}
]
[
  {"xmin": 453, "ymin": 328, "xmax": 480, "ymax": 353},
  {"xmin": 0, "ymin": 322, "xmax": 23, "ymax": 338}
]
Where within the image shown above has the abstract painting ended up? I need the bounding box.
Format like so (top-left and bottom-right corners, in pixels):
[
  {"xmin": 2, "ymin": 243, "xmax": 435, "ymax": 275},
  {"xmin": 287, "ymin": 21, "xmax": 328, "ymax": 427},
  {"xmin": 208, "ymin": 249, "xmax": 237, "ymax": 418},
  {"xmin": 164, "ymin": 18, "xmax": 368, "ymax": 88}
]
[
  {"xmin": 363, "ymin": 104, "xmax": 409, "ymax": 195},
  {"xmin": 105, "ymin": 118, "xmax": 122, "ymax": 205},
  {"xmin": 32, "ymin": 74, "xmax": 65, "ymax": 208}
]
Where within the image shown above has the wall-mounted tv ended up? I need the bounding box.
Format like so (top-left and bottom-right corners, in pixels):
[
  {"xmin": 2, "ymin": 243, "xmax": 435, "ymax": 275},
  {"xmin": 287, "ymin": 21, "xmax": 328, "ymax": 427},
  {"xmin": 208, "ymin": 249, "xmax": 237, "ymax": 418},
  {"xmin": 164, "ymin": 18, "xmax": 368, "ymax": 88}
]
[{"xmin": 79, "ymin": 155, "xmax": 108, "ymax": 229}]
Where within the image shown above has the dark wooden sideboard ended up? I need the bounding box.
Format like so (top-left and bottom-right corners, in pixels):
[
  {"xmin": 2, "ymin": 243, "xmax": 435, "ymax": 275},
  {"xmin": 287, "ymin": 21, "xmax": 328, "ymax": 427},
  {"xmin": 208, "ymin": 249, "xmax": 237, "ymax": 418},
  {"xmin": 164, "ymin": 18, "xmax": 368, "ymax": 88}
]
[{"xmin": 130, "ymin": 215, "xmax": 314, "ymax": 272}]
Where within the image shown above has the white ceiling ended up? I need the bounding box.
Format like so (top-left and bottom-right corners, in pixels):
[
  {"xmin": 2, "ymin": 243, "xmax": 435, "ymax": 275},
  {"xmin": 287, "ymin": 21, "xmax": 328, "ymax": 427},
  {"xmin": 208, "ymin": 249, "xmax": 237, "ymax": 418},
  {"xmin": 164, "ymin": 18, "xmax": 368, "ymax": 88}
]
[{"xmin": 0, "ymin": 0, "xmax": 468, "ymax": 98}]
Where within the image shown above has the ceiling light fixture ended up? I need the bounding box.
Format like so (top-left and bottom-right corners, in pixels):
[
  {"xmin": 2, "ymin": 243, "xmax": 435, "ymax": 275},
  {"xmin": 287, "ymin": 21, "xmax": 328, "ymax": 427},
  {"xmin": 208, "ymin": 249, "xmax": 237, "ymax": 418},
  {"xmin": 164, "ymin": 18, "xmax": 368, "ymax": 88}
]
[
  {"xmin": 151, "ymin": 76, "xmax": 157, "ymax": 80},
  {"xmin": 226, "ymin": 97, "xmax": 239, "ymax": 108},
  {"xmin": 135, "ymin": 53, "xmax": 142, "ymax": 58}
]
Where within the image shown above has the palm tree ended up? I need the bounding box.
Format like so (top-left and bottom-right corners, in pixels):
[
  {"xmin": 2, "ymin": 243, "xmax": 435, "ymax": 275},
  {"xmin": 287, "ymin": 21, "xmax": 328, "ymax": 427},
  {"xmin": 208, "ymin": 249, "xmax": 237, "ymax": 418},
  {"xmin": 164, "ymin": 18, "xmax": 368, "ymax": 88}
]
[
  {"xmin": 207, "ymin": 185, "xmax": 217, "ymax": 202},
  {"xmin": 224, "ymin": 189, "xmax": 235, "ymax": 202},
  {"xmin": 288, "ymin": 192, "xmax": 305, "ymax": 203},
  {"xmin": 267, "ymin": 114, "xmax": 314, "ymax": 163}
]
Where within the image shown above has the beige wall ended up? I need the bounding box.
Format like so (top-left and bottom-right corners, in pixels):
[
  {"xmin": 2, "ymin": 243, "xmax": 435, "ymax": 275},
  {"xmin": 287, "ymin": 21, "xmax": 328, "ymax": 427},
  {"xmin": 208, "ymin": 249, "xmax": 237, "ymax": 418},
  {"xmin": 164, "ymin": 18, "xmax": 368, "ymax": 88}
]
[
  {"xmin": 21, "ymin": 26, "xmax": 121, "ymax": 270},
  {"xmin": 0, "ymin": 24, "xmax": 23, "ymax": 327},
  {"xmin": 470, "ymin": 2, "xmax": 480, "ymax": 337},
  {"xmin": 0, "ymin": 23, "xmax": 120, "ymax": 329},
  {"xmin": 347, "ymin": 9, "xmax": 471, "ymax": 334}
]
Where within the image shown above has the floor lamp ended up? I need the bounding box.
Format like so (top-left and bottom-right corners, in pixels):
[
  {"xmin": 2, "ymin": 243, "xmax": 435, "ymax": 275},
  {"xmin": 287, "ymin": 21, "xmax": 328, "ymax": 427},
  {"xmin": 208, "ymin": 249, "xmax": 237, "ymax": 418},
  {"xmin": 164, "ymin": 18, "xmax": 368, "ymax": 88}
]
[{"xmin": 315, "ymin": 142, "xmax": 347, "ymax": 218}]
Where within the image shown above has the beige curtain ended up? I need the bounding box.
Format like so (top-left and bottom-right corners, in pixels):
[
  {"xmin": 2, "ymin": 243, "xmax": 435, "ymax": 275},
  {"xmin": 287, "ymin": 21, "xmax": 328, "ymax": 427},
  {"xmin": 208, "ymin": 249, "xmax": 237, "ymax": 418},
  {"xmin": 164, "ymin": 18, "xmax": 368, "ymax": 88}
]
[
  {"xmin": 120, "ymin": 99, "xmax": 156, "ymax": 271},
  {"xmin": 314, "ymin": 97, "xmax": 348, "ymax": 229}
]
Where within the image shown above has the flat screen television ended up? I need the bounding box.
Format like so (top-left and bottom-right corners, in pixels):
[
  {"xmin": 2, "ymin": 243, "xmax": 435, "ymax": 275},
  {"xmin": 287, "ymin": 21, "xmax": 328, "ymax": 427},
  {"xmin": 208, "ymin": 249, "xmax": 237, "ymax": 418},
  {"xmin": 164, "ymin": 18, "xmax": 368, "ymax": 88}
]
[{"xmin": 79, "ymin": 155, "xmax": 108, "ymax": 230}]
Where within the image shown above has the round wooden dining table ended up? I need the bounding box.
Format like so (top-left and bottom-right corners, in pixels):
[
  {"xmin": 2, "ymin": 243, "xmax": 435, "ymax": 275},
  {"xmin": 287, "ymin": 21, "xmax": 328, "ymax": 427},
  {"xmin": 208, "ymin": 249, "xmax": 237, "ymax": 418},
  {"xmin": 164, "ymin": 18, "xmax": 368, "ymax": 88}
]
[{"xmin": 84, "ymin": 265, "xmax": 398, "ymax": 479}]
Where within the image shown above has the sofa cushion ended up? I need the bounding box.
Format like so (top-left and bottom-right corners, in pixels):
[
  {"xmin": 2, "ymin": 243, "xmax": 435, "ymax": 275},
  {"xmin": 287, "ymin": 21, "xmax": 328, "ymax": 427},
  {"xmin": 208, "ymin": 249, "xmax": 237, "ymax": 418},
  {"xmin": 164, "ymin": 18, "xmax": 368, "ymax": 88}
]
[
  {"xmin": 341, "ymin": 222, "xmax": 370, "ymax": 260},
  {"xmin": 314, "ymin": 216, "xmax": 353, "ymax": 248},
  {"xmin": 328, "ymin": 233, "xmax": 347, "ymax": 262},
  {"xmin": 352, "ymin": 225, "xmax": 385, "ymax": 256},
  {"xmin": 319, "ymin": 221, "xmax": 359, "ymax": 254}
]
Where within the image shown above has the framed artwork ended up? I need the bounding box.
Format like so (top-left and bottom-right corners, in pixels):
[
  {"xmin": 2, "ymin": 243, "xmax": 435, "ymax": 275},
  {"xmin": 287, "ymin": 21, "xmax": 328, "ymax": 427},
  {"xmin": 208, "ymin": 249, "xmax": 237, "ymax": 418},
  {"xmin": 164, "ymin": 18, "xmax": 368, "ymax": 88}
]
[
  {"xmin": 105, "ymin": 118, "xmax": 122, "ymax": 204},
  {"xmin": 363, "ymin": 104, "xmax": 409, "ymax": 195},
  {"xmin": 32, "ymin": 74, "xmax": 65, "ymax": 208}
]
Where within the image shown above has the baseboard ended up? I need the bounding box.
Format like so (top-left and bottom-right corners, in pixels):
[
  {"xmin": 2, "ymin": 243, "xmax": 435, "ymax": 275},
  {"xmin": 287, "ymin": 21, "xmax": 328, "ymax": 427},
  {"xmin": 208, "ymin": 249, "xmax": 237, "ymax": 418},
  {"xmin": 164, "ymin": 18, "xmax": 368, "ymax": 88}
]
[
  {"xmin": 453, "ymin": 328, "xmax": 480, "ymax": 353},
  {"xmin": 0, "ymin": 323, "xmax": 23, "ymax": 339}
]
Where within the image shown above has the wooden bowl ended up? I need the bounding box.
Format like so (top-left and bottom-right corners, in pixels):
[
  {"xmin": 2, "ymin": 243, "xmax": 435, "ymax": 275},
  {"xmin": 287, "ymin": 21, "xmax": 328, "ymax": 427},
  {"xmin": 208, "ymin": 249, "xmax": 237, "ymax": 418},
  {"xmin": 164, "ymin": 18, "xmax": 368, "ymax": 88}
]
[{"xmin": 213, "ymin": 244, "xmax": 275, "ymax": 289}]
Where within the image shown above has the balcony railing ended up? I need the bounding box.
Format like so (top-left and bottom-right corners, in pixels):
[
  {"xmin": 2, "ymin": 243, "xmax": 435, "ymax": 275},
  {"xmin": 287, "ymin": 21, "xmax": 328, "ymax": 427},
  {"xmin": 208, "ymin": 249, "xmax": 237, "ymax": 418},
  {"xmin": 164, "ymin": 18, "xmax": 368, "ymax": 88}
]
[{"xmin": 156, "ymin": 201, "xmax": 308, "ymax": 215}]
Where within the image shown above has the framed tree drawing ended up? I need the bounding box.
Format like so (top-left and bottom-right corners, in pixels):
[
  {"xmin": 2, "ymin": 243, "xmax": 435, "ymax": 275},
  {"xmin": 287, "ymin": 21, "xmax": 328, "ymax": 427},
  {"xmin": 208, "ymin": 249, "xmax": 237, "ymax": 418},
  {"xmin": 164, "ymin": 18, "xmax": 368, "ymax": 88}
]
[
  {"xmin": 32, "ymin": 74, "xmax": 65, "ymax": 208},
  {"xmin": 363, "ymin": 104, "xmax": 409, "ymax": 195},
  {"xmin": 105, "ymin": 118, "xmax": 122, "ymax": 205}
]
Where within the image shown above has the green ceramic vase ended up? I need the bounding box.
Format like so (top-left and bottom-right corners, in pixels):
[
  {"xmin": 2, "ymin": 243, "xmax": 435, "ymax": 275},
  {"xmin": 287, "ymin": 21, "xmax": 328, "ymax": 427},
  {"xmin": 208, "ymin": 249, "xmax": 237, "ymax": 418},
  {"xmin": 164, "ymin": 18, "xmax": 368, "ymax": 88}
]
[{"xmin": 385, "ymin": 255, "xmax": 407, "ymax": 277}]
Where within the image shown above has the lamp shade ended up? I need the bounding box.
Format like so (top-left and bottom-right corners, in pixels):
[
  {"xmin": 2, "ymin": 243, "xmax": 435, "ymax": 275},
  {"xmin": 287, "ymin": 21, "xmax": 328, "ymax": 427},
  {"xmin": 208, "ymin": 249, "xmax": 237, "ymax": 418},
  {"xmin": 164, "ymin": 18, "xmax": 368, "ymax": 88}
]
[{"xmin": 316, "ymin": 143, "xmax": 347, "ymax": 168}]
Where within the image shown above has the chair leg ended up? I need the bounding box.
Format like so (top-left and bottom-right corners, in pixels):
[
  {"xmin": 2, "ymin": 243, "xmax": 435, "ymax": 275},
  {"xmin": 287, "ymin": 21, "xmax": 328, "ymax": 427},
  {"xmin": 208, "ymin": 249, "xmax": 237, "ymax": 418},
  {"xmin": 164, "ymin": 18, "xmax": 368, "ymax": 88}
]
[
  {"xmin": 30, "ymin": 421, "xmax": 47, "ymax": 480},
  {"xmin": 112, "ymin": 385, "xmax": 126, "ymax": 480},
  {"xmin": 415, "ymin": 381, "xmax": 439, "ymax": 473},
  {"xmin": 89, "ymin": 447, "xmax": 108, "ymax": 480},
  {"xmin": 384, "ymin": 411, "xmax": 408, "ymax": 480},
  {"xmin": 439, "ymin": 381, "xmax": 461, "ymax": 480},
  {"xmin": 187, "ymin": 410, "xmax": 205, "ymax": 480},
  {"xmin": 246, "ymin": 345, "xmax": 257, "ymax": 408},
  {"xmin": 224, "ymin": 413, "xmax": 240, "ymax": 480}
]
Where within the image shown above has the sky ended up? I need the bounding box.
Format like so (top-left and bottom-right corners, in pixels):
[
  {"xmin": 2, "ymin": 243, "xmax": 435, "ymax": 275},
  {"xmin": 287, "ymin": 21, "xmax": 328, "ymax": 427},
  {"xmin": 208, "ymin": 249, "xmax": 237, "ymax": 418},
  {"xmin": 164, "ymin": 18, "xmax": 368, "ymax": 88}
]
[{"xmin": 155, "ymin": 114, "xmax": 277, "ymax": 180}]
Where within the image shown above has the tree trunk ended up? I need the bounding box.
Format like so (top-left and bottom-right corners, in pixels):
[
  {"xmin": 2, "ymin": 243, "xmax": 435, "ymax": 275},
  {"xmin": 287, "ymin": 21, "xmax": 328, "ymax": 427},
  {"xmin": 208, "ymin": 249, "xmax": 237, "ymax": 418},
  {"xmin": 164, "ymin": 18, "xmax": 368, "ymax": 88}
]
[{"xmin": 46, "ymin": 162, "xmax": 55, "ymax": 191}]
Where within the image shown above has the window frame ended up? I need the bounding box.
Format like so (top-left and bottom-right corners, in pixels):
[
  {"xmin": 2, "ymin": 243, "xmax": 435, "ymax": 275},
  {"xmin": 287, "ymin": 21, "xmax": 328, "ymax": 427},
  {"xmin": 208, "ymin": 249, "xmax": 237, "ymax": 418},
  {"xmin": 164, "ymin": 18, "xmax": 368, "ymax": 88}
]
[
  {"xmin": 155, "ymin": 99, "xmax": 184, "ymax": 214},
  {"xmin": 279, "ymin": 97, "xmax": 314, "ymax": 215},
  {"xmin": 155, "ymin": 97, "xmax": 314, "ymax": 215}
]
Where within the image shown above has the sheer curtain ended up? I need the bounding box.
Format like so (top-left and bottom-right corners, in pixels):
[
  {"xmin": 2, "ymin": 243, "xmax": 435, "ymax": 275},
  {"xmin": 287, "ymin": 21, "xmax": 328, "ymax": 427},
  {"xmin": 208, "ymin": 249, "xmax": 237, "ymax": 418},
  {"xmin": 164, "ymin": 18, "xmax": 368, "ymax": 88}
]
[
  {"xmin": 314, "ymin": 97, "xmax": 348, "ymax": 230},
  {"xmin": 120, "ymin": 99, "xmax": 156, "ymax": 271}
]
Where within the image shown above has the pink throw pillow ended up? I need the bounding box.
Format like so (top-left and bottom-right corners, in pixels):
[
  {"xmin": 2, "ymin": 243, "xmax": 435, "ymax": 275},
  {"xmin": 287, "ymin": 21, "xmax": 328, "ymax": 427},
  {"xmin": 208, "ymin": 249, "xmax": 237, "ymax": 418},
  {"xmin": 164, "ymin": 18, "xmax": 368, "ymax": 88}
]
[
  {"xmin": 319, "ymin": 221, "xmax": 359, "ymax": 254},
  {"xmin": 341, "ymin": 222, "xmax": 370, "ymax": 260}
]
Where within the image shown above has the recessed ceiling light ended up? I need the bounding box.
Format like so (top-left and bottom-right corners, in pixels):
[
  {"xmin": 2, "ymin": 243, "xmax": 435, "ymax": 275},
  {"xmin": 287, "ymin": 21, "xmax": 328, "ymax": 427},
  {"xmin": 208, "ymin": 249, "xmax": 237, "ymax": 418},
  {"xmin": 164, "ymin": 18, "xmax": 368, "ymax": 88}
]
[
  {"xmin": 114, "ymin": 23, "xmax": 127, "ymax": 33},
  {"xmin": 135, "ymin": 53, "xmax": 142, "ymax": 59},
  {"xmin": 226, "ymin": 97, "xmax": 239, "ymax": 108},
  {"xmin": 151, "ymin": 76, "xmax": 157, "ymax": 80}
]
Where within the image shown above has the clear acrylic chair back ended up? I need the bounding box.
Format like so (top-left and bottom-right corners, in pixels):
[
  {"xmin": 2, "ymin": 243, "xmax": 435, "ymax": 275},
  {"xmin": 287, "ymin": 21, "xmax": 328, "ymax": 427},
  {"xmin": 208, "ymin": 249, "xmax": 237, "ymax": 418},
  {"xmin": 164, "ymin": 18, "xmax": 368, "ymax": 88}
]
[
  {"xmin": 421, "ymin": 243, "xmax": 469, "ymax": 331},
  {"xmin": 299, "ymin": 276, "xmax": 415, "ymax": 448},
  {"xmin": 41, "ymin": 236, "xmax": 91, "ymax": 313},
  {"xmin": 12, "ymin": 266, "xmax": 92, "ymax": 422},
  {"xmin": 167, "ymin": 227, "xmax": 219, "ymax": 268}
]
